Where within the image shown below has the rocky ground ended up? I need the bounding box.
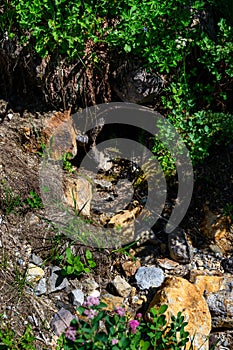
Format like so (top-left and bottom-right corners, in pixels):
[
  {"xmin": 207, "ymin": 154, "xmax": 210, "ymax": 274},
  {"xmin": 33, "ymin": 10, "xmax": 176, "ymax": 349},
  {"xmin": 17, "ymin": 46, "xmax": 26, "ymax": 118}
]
[{"xmin": 0, "ymin": 100, "xmax": 233, "ymax": 349}]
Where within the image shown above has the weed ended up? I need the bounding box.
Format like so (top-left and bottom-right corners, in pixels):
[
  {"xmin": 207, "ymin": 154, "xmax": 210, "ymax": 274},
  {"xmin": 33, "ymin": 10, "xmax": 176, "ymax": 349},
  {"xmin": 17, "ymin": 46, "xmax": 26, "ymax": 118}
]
[
  {"xmin": 112, "ymin": 241, "xmax": 137, "ymax": 260},
  {"xmin": 60, "ymin": 247, "xmax": 96, "ymax": 277},
  {"xmin": 62, "ymin": 152, "xmax": 75, "ymax": 173},
  {"xmin": 0, "ymin": 317, "xmax": 36, "ymax": 349},
  {"xmin": 25, "ymin": 190, "xmax": 43, "ymax": 209},
  {"xmin": 0, "ymin": 183, "xmax": 22, "ymax": 215}
]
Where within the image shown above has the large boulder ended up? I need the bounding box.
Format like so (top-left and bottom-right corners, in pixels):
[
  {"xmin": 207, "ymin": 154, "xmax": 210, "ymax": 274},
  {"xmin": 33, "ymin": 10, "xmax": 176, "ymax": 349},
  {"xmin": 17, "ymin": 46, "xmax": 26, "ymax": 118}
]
[{"xmin": 147, "ymin": 277, "xmax": 211, "ymax": 350}]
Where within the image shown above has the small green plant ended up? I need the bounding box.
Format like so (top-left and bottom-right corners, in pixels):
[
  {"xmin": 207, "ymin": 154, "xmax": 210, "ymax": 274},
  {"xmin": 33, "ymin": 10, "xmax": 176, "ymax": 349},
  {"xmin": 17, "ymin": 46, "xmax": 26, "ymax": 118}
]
[
  {"xmin": 57, "ymin": 297, "xmax": 190, "ymax": 349},
  {"xmin": 25, "ymin": 190, "xmax": 43, "ymax": 209},
  {"xmin": 0, "ymin": 183, "xmax": 22, "ymax": 215},
  {"xmin": 111, "ymin": 240, "xmax": 137, "ymax": 260},
  {"xmin": 62, "ymin": 152, "xmax": 75, "ymax": 173},
  {"xmin": 0, "ymin": 318, "xmax": 36, "ymax": 350},
  {"xmin": 61, "ymin": 247, "xmax": 96, "ymax": 277}
]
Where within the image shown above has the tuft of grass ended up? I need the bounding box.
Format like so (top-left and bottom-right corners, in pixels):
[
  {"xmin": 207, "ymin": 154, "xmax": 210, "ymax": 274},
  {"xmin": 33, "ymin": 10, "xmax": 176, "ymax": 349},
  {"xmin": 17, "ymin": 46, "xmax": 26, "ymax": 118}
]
[
  {"xmin": 0, "ymin": 182, "xmax": 22, "ymax": 215},
  {"xmin": 0, "ymin": 317, "xmax": 36, "ymax": 350}
]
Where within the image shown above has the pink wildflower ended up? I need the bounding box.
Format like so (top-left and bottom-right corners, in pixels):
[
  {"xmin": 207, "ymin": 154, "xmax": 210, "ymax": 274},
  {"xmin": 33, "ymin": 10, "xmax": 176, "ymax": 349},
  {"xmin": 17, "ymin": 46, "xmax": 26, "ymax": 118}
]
[
  {"xmin": 129, "ymin": 319, "xmax": 140, "ymax": 333},
  {"xmin": 136, "ymin": 313, "xmax": 142, "ymax": 319},
  {"xmin": 115, "ymin": 306, "xmax": 126, "ymax": 317},
  {"xmin": 65, "ymin": 326, "xmax": 76, "ymax": 341},
  {"xmin": 83, "ymin": 295, "xmax": 100, "ymax": 307},
  {"xmin": 83, "ymin": 308, "xmax": 97, "ymax": 319},
  {"xmin": 111, "ymin": 338, "xmax": 118, "ymax": 345}
]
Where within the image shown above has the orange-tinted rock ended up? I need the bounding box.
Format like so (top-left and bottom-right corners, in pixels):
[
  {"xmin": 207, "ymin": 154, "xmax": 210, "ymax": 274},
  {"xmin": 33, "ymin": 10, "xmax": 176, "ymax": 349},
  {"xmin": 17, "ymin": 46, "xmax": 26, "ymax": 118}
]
[
  {"xmin": 201, "ymin": 206, "xmax": 233, "ymax": 253},
  {"xmin": 42, "ymin": 109, "xmax": 77, "ymax": 160},
  {"xmin": 64, "ymin": 175, "xmax": 92, "ymax": 216},
  {"xmin": 189, "ymin": 270, "xmax": 233, "ymax": 295},
  {"xmin": 101, "ymin": 293, "xmax": 125, "ymax": 312},
  {"xmin": 121, "ymin": 259, "xmax": 141, "ymax": 277},
  {"xmin": 147, "ymin": 277, "xmax": 211, "ymax": 350},
  {"xmin": 107, "ymin": 207, "xmax": 141, "ymax": 228}
]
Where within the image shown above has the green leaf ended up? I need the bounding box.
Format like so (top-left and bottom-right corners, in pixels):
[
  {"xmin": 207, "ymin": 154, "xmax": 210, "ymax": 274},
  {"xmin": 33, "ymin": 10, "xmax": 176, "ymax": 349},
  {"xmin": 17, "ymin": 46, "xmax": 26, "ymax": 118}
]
[
  {"xmin": 84, "ymin": 267, "xmax": 91, "ymax": 273},
  {"xmin": 158, "ymin": 304, "xmax": 168, "ymax": 314},
  {"xmin": 124, "ymin": 43, "xmax": 131, "ymax": 52},
  {"xmin": 65, "ymin": 247, "xmax": 73, "ymax": 261},
  {"xmin": 85, "ymin": 249, "xmax": 92, "ymax": 260},
  {"xmin": 88, "ymin": 260, "xmax": 96, "ymax": 268},
  {"xmin": 204, "ymin": 125, "xmax": 209, "ymax": 132},
  {"xmin": 139, "ymin": 340, "xmax": 151, "ymax": 350},
  {"xmin": 66, "ymin": 265, "xmax": 74, "ymax": 275}
]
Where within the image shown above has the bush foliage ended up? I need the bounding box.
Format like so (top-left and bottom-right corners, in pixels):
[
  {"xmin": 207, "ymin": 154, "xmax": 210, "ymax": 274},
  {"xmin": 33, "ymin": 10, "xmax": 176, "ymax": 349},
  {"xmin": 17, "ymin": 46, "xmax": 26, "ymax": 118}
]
[{"xmin": 0, "ymin": 0, "xmax": 233, "ymax": 171}]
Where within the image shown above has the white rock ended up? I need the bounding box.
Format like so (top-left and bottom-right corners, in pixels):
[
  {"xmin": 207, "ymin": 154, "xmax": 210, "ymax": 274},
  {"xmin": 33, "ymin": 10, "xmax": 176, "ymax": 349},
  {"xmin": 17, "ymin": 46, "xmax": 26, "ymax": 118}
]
[
  {"xmin": 70, "ymin": 289, "xmax": 84, "ymax": 306},
  {"xmin": 135, "ymin": 266, "xmax": 165, "ymax": 290}
]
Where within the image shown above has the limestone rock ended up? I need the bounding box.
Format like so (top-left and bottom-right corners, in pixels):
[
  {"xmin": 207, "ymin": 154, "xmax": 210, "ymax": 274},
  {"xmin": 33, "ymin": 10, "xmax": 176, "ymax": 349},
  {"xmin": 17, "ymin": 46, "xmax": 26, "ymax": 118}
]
[
  {"xmin": 64, "ymin": 175, "xmax": 92, "ymax": 217},
  {"xmin": 26, "ymin": 263, "xmax": 44, "ymax": 283},
  {"xmin": 205, "ymin": 289, "xmax": 233, "ymax": 328},
  {"xmin": 168, "ymin": 228, "xmax": 192, "ymax": 263},
  {"xmin": 42, "ymin": 109, "xmax": 77, "ymax": 160},
  {"xmin": 189, "ymin": 271, "xmax": 233, "ymax": 295},
  {"xmin": 81, "ymin": 278, "xmax": 99, "ymax": 295},
  {"xmin": 112, "ymin": 275, "xmax": 132, "ymax": 298},
  {"xmin": 101, "ymin": 294, "xmax": 125, "ymax": 312},
  {"xmin": 135, "ymin": 266, "xmax": 165, "ymax": 290},
  {"xmin": 147, "ymin": 277, "xmax": 211, "ymax": 350},
  {"xmin": 69, "ymin": 289, "xmax": 85, "ymax": 306},
  {"xmin": 34, "ymin": 277, "xmax": 47, "ymax": 296},
  {"xmin": 30, "ymin": 253, "xmax": 43, "ymax": 266}
]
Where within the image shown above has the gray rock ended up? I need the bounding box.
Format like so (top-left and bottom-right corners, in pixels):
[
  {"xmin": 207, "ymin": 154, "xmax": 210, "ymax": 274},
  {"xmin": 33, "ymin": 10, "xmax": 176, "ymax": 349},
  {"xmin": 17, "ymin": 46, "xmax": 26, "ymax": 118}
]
[
  {"xmin": 94, "ymin": 179, "xmax": 112, "ymax": 190},
  {"xmin": 205, "ymin": 289, "xmax": 233, "ymax": 328},
  {"xmin": 34, "ymin": 277, "xmax": 47, "ymax": 296},
  {"xmin": 69, "ymin": 289, "xmax": 84, "ymax": 306},
  {"xmin": 81, "ymin": 278, "xmax": 99, "ymax": 294},
  {"xmin": 51, "ymin": 308, "xmax": 75, "ymax": 336},
  {"xmin": 209, "ymin": 330, "xmax": 233, "ymax": 350},
  {"xmin": 135, "ymin": 266, "xmax": 165, "ymax": 290},
  {"xmin": 30, "ymin": 253, "xmax": 43, "ymax": 266},
  {"xmin": 168, "ymin": 228, "xmax": 192, "ymax": 263},
  {"xmin": 48, "ymin": 266, "xmax": 69, "ymax": 293}
]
